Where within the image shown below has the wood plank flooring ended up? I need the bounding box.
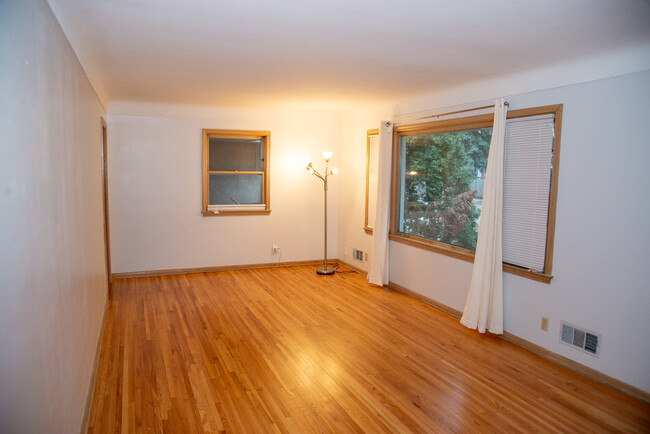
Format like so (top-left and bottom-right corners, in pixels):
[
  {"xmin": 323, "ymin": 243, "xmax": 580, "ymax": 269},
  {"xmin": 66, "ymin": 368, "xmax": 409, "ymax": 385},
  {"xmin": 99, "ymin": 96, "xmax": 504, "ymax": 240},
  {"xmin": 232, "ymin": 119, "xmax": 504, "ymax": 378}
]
[{"xmin": 87, "ymin": 266, "xmax": 650, "ymax": 433}]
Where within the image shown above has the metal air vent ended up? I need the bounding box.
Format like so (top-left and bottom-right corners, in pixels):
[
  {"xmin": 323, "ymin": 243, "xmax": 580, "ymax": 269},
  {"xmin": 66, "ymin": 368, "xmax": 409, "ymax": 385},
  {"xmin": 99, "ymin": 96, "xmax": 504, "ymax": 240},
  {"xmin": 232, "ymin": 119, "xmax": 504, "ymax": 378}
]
[{"xmin": 560, "ymin": 322, "xmax": 600, "ymax": 356}]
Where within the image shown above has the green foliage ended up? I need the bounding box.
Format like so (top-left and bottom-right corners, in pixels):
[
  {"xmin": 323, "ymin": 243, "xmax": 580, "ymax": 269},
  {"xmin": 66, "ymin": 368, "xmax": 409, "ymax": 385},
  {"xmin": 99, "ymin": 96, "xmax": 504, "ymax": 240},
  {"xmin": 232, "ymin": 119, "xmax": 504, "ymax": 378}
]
[
  {"xmin": 465, "ymin": 128, "xmax": 491, "ymax": 175},
  {"xmin": 401, "ymin": 128, "xmax": 491, "ymax": 250}
]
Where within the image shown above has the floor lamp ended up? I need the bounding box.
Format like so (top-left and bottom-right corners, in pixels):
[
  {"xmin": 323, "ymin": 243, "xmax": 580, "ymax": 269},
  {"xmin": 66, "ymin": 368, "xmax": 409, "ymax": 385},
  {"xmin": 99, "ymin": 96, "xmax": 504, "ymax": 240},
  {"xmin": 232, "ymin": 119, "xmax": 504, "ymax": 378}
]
[{"xmin": 306, "ymin": 151, "xmax": 338, "ymax": 275}]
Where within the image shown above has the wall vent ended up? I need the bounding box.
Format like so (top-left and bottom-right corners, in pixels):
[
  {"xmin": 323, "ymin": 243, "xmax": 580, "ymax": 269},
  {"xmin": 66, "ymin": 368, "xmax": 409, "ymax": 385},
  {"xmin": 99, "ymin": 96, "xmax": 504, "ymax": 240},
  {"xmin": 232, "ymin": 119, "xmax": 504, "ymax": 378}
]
[
  {"xmin": 560, "ymin": 321, "xmax": 600, "ymax": 356},
  {"xmin": 352, "ymin": 248, "xmax": 365, "ymax": 261}
]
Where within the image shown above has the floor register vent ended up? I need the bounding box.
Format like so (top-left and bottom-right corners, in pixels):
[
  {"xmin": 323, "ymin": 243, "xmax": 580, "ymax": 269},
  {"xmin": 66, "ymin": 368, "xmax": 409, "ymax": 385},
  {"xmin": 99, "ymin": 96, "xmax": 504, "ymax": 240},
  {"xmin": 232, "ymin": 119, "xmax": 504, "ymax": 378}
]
[{"xmin": 560, "ymin": 322, "xmax": 600, "ymax": 356}]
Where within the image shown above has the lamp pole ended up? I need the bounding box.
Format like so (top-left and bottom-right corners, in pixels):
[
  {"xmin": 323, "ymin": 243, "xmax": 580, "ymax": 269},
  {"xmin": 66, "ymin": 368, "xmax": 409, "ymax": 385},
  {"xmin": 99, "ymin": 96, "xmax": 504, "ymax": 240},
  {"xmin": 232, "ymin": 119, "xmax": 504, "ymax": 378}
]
[{"xmin": 306, "ymin": 153, "xmax": 336, "ymax": 275}]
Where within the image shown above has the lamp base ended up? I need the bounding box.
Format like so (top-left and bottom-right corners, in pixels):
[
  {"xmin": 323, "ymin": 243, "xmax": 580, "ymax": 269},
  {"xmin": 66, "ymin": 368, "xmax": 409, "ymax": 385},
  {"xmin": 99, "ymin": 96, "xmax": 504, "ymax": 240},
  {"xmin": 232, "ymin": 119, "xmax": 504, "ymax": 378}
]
[{"xmin": 316, "ymin": 267, "xmax": 335, "ymax": 275}]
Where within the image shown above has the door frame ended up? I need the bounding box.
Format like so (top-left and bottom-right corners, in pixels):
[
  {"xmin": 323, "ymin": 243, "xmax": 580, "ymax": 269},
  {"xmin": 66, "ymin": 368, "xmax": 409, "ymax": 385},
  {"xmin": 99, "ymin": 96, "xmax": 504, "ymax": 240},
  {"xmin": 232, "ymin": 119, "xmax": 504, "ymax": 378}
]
[{"xmin": 101, "ymin": 118, "xmax": 112, "ymax": 290}]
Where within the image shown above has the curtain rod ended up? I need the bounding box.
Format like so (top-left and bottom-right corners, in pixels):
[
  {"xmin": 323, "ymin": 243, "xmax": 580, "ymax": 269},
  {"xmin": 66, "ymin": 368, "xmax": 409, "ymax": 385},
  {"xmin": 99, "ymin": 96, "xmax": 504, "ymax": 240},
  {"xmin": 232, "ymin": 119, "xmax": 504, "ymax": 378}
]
[{"xmin": 388, "ymin": 101, "xmax": 509, "ymax": 126}]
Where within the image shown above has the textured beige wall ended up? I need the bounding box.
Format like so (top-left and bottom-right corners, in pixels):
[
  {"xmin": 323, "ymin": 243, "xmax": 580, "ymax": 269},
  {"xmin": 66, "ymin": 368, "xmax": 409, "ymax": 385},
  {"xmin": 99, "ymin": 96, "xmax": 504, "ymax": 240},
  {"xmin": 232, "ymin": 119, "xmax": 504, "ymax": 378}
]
[{"xmin": 0, "ymin": 1, "xmax": 108, "ymax": 432}]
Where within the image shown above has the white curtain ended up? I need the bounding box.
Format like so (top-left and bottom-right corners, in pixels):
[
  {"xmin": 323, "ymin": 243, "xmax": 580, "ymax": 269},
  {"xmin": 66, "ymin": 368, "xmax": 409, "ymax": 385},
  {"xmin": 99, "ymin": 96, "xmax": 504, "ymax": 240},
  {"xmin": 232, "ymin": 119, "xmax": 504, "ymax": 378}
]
[
  {"xmin": 367, "ymin": 121, "xmax": 393, "ymax": 286},
  {"xmin": 460, "ymin": 98, "xmax": 508, "ymax": 334}
]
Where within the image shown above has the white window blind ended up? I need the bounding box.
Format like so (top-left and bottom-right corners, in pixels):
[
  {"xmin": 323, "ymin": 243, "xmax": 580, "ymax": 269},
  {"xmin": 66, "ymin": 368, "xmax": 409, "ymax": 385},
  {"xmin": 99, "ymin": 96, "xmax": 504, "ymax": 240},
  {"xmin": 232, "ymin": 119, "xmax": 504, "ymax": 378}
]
[{"xmin": 503, "ymin": 114, "xmax": 555, "ymax": 273}]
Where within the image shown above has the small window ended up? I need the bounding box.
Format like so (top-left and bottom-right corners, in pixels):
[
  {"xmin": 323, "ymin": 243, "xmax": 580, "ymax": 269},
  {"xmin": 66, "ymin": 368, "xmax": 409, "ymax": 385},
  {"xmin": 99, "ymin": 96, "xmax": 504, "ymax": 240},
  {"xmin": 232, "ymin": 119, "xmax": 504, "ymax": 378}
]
[
  {"xmin": 364, "ymin": 129, "xmax": 379, "ymax": 233},
  {"xmin": 202, "ymin": 129, "xmax": 271, "ymax": 216}
]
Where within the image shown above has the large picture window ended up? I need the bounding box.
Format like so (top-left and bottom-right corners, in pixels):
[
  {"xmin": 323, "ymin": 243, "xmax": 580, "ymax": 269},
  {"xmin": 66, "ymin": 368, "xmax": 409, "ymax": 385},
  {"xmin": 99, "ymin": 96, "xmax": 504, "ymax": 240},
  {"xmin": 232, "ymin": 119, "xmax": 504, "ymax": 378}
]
[
  {"xmin": 202, "ymin": 129, "xmax": 271, "ymax": 216},
  {"xmin": 398, "ymin": 125, "xmax": 492, "ymax": 251},
  {"xmin": 390, "ymin": 105, "xmax": 562, "ymax": 283}
]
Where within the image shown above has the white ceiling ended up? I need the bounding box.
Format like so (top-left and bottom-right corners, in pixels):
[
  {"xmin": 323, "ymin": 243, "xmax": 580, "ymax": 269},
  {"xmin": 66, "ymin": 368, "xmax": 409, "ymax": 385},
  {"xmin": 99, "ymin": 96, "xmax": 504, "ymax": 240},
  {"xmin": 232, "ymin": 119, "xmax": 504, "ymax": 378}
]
[{"xmin": 47, "ymin": 0, "xmax": 650, "ymax": 110}]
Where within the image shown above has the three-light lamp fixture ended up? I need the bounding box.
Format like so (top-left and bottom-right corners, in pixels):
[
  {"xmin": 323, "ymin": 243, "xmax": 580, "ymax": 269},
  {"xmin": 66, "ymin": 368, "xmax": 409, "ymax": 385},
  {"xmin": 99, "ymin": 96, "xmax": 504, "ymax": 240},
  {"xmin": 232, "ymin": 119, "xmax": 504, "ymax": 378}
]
[{"xmin": 306, "ymin": 151, "xmax": 338, "ymax": 275}]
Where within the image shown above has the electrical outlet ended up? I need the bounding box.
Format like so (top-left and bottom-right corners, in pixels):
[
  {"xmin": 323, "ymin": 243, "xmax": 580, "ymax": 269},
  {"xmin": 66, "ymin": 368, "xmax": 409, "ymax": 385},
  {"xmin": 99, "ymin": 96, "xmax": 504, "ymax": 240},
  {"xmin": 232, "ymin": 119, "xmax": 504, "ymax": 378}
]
[
  {"xmin": 541, "ymin": 316, "xmax": 549, "ymax": 331},
  {"xmin": 272, "ymin": 245, "xmax": 280, "ymax": 253},
  {"xmin": 364, "ymin": 252, "xmax": 368, "ymax": 261}
]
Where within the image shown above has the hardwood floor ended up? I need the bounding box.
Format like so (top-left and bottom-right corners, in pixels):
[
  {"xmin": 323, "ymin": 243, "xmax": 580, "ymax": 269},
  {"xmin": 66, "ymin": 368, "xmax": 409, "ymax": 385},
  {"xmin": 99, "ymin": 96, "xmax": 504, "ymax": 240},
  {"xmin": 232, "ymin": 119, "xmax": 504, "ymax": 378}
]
[{"xmin": 87, "ymin": 266, "xmax": 650, "ymax": 433}]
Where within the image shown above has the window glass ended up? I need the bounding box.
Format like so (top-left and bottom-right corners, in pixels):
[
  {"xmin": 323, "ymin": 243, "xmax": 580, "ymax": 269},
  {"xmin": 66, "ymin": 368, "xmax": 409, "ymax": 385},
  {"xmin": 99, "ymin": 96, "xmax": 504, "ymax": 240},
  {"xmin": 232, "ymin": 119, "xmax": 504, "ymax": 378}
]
[
  {"xmin": 209, "ymin": 138, "xmax": 261, "ymax": 172},
  {"xmin": 364, "ymin": 131, "xmax": 379, "ymax": 233},
  {"xmin": 209, "ymin": 173, "xmax": 263, "ymax": 205},
  {"xmin": 398, "ymin": 128, "xmax": 492, "ymax": 250}
]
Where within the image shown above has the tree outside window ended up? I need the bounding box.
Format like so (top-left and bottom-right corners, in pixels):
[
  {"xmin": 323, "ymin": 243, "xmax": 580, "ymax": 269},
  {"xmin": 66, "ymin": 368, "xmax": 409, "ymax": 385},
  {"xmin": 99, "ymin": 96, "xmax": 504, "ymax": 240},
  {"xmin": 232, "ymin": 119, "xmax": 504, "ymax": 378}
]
[{"xmin": 399, "ymin": 128, "xmax": 492, "ymax": 250}]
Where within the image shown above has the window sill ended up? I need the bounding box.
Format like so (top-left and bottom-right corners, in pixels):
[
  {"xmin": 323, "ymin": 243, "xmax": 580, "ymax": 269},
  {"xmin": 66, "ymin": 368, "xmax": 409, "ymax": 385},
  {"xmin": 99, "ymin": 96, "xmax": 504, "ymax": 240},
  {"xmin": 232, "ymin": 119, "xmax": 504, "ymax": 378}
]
[
  {"xmin": 502, "ymin": 264, "xmax": 553, "ymax": 284},
  {"xmin": 202, "ymin": 209, "xmax": 271, "ymax": 217},
  {"xmin": 388, "ymin": 233, "xmax": 552, "ymax": 284}
]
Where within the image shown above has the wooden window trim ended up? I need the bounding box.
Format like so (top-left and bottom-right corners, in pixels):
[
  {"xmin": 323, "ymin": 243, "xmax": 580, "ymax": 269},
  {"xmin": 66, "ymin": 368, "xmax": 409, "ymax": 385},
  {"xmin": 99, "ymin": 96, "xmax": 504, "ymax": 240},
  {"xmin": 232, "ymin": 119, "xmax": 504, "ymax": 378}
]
[
  {"xmin": 389, "ymin": 104, "xmax": 562, "ymax": 284},
  {"xmin": 202, "ymin": 129, "xmax": 271, "ymax": 217},
  {"xmin": 364, "ymin": 128, "xmax": 379, "ymax": 234}
]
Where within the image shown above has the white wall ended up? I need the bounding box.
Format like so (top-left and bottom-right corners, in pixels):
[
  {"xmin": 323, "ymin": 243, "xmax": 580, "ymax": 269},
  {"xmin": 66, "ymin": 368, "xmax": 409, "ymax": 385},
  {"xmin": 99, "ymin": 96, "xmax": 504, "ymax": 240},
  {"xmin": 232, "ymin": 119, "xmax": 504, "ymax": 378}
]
[
  {"xmin": 108, "ymin": 103, "xmax": 341, "ymax": 273},
  {"xmin": 0, "ymin": 0, "xmax": 108, "ymax": 432},
  {"xmin": 339, "ymin": 69, "xmax": 650, "ymax": 394},
  {"xmin": 337, "ymin": 107, "xmax": 390, "ymax": 269}
]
